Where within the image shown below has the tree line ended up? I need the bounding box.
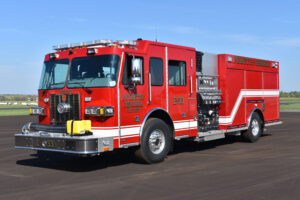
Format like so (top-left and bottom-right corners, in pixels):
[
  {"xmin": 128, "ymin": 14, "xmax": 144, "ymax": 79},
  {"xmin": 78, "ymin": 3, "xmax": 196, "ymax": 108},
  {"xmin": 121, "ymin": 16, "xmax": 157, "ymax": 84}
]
[
  {"xmin": 280, "ymin": 91, "xmax": 300, "ymax": 98},
  {"xmin": 0, "ymin": 95, "xmax": 37, "ymax": 101}
]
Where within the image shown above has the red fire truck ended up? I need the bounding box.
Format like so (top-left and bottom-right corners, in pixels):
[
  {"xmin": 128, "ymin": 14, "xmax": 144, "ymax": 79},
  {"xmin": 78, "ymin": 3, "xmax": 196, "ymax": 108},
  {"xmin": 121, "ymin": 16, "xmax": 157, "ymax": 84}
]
[{"xmin": 15, "ymin": 39, "xmax": 281, "ymax": 163}]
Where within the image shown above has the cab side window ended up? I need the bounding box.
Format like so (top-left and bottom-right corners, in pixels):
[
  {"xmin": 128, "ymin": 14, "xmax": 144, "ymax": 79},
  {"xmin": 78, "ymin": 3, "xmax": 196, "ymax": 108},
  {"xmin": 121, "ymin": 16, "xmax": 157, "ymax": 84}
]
[
  {"xmin": 168, "ymin": 60, "xmax": 186, "ymax": 86},
  {"xmin": 150, "ymin": 57, "xmax": 163, "ymax": 86}
]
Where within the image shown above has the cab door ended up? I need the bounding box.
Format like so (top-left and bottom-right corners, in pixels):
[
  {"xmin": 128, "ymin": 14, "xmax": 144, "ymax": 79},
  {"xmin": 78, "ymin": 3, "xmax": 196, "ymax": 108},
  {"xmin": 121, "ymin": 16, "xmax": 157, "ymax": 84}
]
[
  {"xmin": 167, "ymin": 47, "xmax": 192, "ymax": 137},
  {"xmin": 147, "ymin": 45, "xmax": 166, "ymax": 109},
  {"xmin": 119, "ymin": 53, "xmax": 148, "ymax": 145}
]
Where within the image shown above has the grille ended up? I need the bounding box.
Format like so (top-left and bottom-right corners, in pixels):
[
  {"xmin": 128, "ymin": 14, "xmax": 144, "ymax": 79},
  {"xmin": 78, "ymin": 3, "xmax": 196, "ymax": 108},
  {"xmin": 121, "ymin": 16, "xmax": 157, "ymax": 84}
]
[{"xmin": 50, "ymin": 94, "xmax": 80, "ymax": 124}]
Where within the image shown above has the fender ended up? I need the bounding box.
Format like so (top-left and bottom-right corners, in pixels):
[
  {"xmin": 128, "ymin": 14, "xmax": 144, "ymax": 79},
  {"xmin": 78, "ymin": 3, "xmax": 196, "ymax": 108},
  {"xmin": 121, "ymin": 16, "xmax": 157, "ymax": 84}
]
[
  {"xmin": 139, "ymin": 108, "xmax": 174, "ymax": 137},
  {"xmin": 247, "ymin": 108, "xmax": 264, "ymax": 127}
]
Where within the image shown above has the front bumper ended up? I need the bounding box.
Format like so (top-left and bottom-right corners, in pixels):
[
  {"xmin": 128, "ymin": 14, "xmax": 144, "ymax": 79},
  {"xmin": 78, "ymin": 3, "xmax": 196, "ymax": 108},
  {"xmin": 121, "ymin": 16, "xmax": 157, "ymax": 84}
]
[{"xmin": 15, "ymin": 133, "xmax": 114, "ymax": 155}]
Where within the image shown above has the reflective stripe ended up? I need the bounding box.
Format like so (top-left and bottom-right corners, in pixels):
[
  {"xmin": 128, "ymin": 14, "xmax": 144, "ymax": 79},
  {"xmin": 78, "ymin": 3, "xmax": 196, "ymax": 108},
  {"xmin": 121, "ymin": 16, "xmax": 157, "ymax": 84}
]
[
  {"xmin": 219, "ymin": 89, "xmax": 279, "ymax": 125},
  {"xmin": 91, "ymin": 119, "xmax": 196, "ymax": 138}
]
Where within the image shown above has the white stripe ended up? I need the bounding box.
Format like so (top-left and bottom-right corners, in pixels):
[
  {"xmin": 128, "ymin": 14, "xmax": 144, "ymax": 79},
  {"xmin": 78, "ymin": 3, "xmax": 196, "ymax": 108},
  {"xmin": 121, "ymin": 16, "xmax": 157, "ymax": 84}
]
[
  {"xmin": 174, "ymin": 120, "xmax": 197, "ymax": 130},
  {"xmin": 121, "ymin": 127, "xmax": 140, "ymax": 135},
  {"xmin": 174, "ymin": 121, "xmax": 190, "ymax": 129},
  {"xmin": 93, "ymin": 124, "xmax": 142, "ymax": 130},
  {"xmin": 92, "ymin": 126, "xmax": 141, "ymax": 138},
  {"xmin": 92, "ymin": 119, "xmax": 197, "ymax": 138},
  {"xmin": 219, "ymin": 89, "xmax": 279, "ymax": 125},
  {"xmin": 92, "ymin": 129, "xmax": 118, "ymax": 138},
  {"xmin": 190, "ymin": 121, "xmax": 198, "ymax": 128}
]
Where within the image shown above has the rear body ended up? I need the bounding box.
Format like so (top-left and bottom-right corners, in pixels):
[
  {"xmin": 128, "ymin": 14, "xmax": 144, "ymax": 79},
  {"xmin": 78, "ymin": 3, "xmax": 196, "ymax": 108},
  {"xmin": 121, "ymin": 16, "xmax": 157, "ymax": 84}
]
[{"xmin": 15, "ymin": 39, "xmax": 281, "ymax": 162}]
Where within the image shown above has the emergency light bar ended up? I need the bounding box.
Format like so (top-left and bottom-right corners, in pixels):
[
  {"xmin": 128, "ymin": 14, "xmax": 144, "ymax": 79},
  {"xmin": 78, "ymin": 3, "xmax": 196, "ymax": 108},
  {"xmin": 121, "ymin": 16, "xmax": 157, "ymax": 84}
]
[
  {"xmin": 53, "ymin": 39, "xmax": 136, "ymax": 51},
  {"xmin": 117, "ymin": 40, "xmax": 136, "ymax": 46}
]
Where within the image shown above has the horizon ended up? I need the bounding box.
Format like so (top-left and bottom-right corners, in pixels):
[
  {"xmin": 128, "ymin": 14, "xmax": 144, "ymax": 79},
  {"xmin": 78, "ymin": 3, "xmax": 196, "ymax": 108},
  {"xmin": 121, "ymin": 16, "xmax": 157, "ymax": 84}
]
[{"xmin": 1, "ymin": 0, "xmax": 300, "ymax": 93}]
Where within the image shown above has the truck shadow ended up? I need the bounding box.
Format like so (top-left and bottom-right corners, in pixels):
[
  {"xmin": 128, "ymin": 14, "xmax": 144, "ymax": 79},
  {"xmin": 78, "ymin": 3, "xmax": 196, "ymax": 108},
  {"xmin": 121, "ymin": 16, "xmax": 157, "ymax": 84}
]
[{"xmin": 16, "ymin": 134, "xmax": 271, "ymax": 172}]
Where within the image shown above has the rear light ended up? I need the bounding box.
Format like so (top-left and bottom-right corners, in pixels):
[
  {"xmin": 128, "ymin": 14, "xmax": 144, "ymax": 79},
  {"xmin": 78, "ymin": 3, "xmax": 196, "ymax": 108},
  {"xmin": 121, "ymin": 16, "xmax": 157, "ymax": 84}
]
[
  {"xmin": 29, "ymin": 107, "xmax": 45, "ymax": 115},
  {"xmin": 85, "ymin": 106, "xmax": 114, "ymax": 117},
  {"xmin": 272, "ymin": 62, "xmax": 278, "ymax": 68}
]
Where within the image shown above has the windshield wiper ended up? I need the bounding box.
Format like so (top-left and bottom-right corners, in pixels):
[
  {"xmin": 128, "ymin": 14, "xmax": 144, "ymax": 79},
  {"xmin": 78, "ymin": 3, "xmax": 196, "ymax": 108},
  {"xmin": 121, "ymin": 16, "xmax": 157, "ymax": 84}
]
[{"xmin": 68, "ymin": 82, "xmax": 93, "ymax": 93}]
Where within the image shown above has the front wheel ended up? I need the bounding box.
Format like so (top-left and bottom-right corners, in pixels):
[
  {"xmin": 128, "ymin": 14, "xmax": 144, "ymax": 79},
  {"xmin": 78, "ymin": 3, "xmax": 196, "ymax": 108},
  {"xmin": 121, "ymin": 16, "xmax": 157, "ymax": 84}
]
[
  {"xmin": 242, "ymin": 112, "xmax": 263, "ymax": 143},
  {"xmin": 135, "ymin": 118, "xmax": 171, "ymax": 164}
]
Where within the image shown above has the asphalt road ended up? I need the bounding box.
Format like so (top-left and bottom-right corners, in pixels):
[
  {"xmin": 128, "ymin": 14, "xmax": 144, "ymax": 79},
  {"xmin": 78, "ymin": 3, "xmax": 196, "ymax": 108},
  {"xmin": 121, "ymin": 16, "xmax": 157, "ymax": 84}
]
[{"xmin": 0, "ymin": 113, "xmax": 299, "ymax": 200}]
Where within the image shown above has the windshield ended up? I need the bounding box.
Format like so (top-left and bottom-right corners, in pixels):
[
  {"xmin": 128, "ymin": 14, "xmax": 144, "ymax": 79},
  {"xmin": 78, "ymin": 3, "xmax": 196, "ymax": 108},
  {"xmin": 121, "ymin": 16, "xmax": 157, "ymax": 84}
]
[
  {"xmin": 39, "ymin": 59, "xmax": 69, "ymax": 90},
  {"xmin": 68, "ymin": 54, "xmax": 120, "ymax": 88}
]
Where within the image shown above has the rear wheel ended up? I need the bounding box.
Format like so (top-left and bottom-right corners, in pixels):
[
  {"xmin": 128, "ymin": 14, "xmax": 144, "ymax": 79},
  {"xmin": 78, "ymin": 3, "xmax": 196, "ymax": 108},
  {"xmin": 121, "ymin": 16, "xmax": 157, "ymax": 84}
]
[
  {"xmin": 135, "ymin": 118, "xmax": 171, "ymax": 164},
  {"xmin": 242, "ymin": 112, "xmax": 263, "ymax": 142}
]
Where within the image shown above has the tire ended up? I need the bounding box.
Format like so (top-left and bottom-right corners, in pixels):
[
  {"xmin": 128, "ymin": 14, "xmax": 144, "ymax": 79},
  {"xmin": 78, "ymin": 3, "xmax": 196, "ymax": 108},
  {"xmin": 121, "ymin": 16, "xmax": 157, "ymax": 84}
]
[
  {"xmin": 135, "ymin": 118, "xmax": 172, "ymax": 164},
  {"xmin": 242, "ymin": 112, "xmax": 263, "ymax": 143}
]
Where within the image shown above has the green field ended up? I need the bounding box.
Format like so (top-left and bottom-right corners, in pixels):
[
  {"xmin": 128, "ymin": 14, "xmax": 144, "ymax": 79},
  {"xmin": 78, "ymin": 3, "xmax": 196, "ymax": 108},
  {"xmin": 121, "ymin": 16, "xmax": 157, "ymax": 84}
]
[
  {"xmin": 0, "ymin": 109, "xmax": 29, "ymax": 116},
  {"xmin": 0, "ymin": 101, "xmax": 34, "ymax": 116},
  {"xmin": 0, "ymin": 104, "xmax": 30, "ymax": 109},
  {"xmin": 280, "ymin": 98, "xmax": 300, "ymax": 110}
]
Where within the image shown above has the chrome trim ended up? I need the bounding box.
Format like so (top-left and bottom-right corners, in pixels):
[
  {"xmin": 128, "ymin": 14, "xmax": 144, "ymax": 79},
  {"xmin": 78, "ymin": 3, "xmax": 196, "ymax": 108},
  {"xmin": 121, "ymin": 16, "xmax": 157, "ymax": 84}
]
[
  {"xmin": 139, "ymin": 108, "xmax": 173, "ymax": 137},
  {"xmin": 122, "ymin": 142, "xmax": 139, "ymax": 148},
  {"xmin": 15, "ymin": 133, "xmax": 115, "ymax": 154},
  {"xmin": 117, "ymin": 52, "xmax": 124, "ymax": 148},
  {"xmin": 265, "ymin": 121, "xmax": 282, "ymax": 127},
  {"xmin": 165, "ymin": 46, "xmax": 169, "ymax": 112},
  {"xmin": 149, "ymin": 129, "xmax": 165, "ymax": 154},
  {"xmin": 15, "ymin": 146, "xmax": 99, "ymax": 155},
  {"xmin": 247, "ymin": 108, "xmax": 263, "ymax": 127},
  {"xmin": 57, "ymin": 102, "xmax": 71, "ymax": 114},
  {"xmin": 148, "ymin": 72, "xmax": 152, "ymax": 104},
  {"xmin": 175, "ymin": 135, "xmax": 189, "ymax": 140},
  {"xmin": 198, "ymin": 130, "xmax": 226, "ymax": 137},
  {"xmin": 225, "ymin": 127, "xmax": 248, "ymax": 133},
  {"xmin": 190, "ymin": 75, "xmax": 193, "ymax": 96}
]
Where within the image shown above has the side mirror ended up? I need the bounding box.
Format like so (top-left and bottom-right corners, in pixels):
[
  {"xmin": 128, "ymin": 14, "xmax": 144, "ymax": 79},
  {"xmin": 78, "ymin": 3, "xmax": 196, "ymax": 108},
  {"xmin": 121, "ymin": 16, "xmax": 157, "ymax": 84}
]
[{"xmin": 131, "ymin": 58, "xmax": 142, "ymax": 85}]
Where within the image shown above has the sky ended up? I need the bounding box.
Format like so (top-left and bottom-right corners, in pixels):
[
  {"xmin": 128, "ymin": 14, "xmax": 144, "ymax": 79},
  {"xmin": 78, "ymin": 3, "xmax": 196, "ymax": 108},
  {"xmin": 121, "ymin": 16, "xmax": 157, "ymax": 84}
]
[{"xmin": 0, "ymin": 0, "xmax": 299, "ymax": 94}]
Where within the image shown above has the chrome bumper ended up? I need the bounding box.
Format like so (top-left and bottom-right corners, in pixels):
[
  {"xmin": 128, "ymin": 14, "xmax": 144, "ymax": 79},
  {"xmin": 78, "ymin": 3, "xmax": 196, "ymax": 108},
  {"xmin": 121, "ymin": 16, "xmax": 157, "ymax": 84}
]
[{"xmin": 15, "ymin": 133, "xmax": 114, "ymax": 155}]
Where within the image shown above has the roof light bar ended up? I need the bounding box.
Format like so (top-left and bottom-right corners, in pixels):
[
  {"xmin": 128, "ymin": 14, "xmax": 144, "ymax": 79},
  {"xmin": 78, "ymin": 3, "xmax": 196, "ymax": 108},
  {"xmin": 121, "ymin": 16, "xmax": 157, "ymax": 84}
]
[
  {"xmin": 117, "ymin": 40, "xmax": 136, "ymax": 46},
  {"xmin": 53, "ymin": 39, "xmax": 136, "ymax": 51}
]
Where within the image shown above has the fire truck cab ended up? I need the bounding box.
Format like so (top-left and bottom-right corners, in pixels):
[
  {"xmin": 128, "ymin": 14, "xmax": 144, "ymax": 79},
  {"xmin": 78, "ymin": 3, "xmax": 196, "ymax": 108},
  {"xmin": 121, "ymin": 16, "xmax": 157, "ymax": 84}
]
[{"xmin": 15, "ymin": 39, "xmax": 281, "ymax": 163}]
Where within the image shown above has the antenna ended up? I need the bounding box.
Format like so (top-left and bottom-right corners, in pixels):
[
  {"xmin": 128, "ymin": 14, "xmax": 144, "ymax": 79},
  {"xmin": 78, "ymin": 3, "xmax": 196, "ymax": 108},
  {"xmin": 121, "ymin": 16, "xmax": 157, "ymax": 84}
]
[{"xmin": 155, "ymin": 26, "xmax": 158, "ymax": 42}]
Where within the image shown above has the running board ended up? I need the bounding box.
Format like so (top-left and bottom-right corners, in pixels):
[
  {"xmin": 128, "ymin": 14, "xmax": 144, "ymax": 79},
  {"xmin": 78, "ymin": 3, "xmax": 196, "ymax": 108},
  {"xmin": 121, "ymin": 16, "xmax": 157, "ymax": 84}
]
[{"xmin": 194, "ymin": 130, "xmax": 226, "ymax": 142}]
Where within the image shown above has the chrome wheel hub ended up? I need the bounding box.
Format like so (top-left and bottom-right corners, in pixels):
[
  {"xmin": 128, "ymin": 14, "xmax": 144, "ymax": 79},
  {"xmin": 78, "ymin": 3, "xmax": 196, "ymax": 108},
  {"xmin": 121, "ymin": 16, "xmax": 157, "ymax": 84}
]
[
  {"xmin": 149, "ymin": 129, "xmax": 165, "ymax": 154},
  {"xmin": 251, "ymin": 119, "xmax": 260, "ymax": 136}
]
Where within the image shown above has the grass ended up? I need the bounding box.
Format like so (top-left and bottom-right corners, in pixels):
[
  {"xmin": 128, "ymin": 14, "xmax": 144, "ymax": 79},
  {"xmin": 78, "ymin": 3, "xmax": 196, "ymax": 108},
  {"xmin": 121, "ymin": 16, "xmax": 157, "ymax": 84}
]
[
  {"xmin": 0, "ymin": 109, "xmax": 29, "ymax": 116},
  {"xmin": 280, "ymin": 98, "xmax": 300, "ymax": 102},
  {"xmin": 0, "ymin": 101, "xmax": 33, "ymax": 116},
  {"xmin": 280, "ymin": 98, "xmax": 300, "ymax": 110},
  {"xmin": 0, "ymin": 101, "xmax": 37, "ymax": 109},
  {"xmin": 0, "ymin": 105, "xmax": 31, "ymax": 109},
  {"xmin": 280, "ymin": 104, "xmax": 300, "ymax": 110}
]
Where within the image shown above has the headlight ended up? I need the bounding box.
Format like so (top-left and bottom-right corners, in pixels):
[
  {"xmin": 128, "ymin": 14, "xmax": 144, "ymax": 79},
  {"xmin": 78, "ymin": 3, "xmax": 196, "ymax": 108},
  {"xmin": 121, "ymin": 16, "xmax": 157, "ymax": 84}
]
[
  {"xmin": 85, "ymin": 106, "xmax": 114, "ymax": 117},
  {"xmin": 29, "ymin": 107, "xmax": 45, "ymax": 115}
]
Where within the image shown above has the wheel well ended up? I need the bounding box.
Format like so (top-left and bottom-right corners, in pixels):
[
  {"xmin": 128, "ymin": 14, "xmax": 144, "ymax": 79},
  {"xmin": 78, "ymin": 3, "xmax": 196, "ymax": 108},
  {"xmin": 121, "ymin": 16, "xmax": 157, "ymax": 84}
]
[
  {"xmin": 248, "ymin": 108, "xmax": 265, "ymax": 128},
  {"xmin": 254, "ymin": 109, "xmax": 265, "ymax": 125},
  {"xmin": 144, "ymin": 109, "xmax": 174, "ymax": 138}
]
